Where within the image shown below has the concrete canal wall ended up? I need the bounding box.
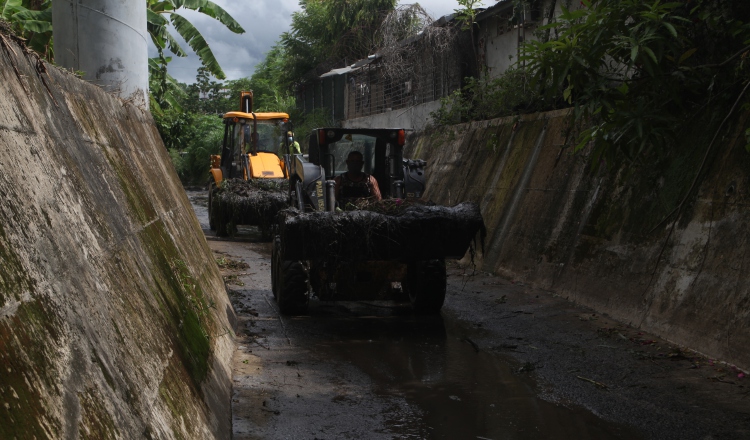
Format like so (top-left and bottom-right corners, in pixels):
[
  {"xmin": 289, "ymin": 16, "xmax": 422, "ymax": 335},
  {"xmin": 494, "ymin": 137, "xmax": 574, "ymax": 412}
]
[
  {"xmin": 0, "ymin": 31, "xmax": 233, "ymax": 438},
  {"xmin": 406, "ymin": 107, "xmax": 750, "ymax": 371}
]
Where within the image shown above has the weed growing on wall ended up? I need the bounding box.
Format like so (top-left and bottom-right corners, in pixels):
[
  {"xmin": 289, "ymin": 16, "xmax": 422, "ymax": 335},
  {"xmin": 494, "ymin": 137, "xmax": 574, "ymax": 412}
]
[
  {"xmin": 170, "ymin": 259, "xmax": 215, "ymax": 332},
  {"xmin": 430, "ymin": 69, "xmax": 549, "ymax": 126}
]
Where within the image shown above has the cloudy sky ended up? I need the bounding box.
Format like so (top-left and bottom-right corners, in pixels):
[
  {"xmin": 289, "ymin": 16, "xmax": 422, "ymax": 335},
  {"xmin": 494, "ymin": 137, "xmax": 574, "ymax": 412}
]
[{"xmin": 148, "ymin": 0, "xmax": 468, "ymax": 84}]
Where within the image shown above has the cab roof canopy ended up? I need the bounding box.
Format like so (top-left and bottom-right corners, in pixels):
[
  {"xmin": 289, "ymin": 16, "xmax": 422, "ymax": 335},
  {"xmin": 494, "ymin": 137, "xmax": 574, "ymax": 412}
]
[{"xmin": 223, "ymin": 111, "xmax": 290, "ymax": 120}]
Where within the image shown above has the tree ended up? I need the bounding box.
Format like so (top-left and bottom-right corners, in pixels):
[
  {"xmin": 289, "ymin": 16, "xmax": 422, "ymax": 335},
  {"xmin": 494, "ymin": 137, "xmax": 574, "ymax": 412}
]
[
  {"xmin": 247, "ymin": 44, "xmax": 296, "ymax": 112},
  {"xmin": 454, "ymin": 0, "xmax": 483, "ymax": 72},
  {"xmin": 279, "ymin": 0, "xmax": 397, "ymax": 86},
  {"xmin": 520, "ymin": 0, "xmax": 750, "ymax": 167},
  {"xmin": 147, "ymin": 0, "xmax": 245, "ymax": 80},
  {"xmin": 149, "ymin": 56, "xmax": 187, "ymax": 112}
]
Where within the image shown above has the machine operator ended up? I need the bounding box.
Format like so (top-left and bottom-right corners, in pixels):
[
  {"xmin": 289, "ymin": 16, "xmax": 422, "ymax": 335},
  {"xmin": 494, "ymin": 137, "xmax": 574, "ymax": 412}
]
[{"xmin": 334, "ymin": 150, "xmax": 382, "ymax": 206}]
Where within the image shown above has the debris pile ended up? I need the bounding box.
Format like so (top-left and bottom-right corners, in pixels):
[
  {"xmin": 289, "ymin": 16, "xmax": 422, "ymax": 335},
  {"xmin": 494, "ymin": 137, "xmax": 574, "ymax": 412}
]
[
  {"xmin": 278, "ymin": 201, "xmax": 485, "ymax": 261},
  {"xmin": 211, "ymin": 178, "xmax": 289, "ymax": 235}
]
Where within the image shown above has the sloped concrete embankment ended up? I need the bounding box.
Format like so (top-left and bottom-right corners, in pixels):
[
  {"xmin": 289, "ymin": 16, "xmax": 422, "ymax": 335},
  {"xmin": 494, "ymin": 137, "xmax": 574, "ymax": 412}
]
[
  {"xmin": 407, "ymin": 108, "xmax": 750, "ymax": 371},
  {"xmin": 0, "ymin": 34, "xmax": 233, "ymax": 438}
]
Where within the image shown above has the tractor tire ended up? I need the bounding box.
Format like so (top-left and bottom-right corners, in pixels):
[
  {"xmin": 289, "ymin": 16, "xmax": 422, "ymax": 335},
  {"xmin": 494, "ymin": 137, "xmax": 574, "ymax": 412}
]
[
  {"xmin": 272, "ymin": 236, "xmax": 309, "ymax": 315},
  {"xmin": 214, "ymin": 214, "xmax": 231, "ymax": 237},
  {"xmin": 407, "ymin": 259, "xmax": 446, "ymax": 315},
  {"xmin": 208, "ymin": 183, "xmax": 217, "ymax": 231},
  {"xmin": 213, "ymin": 199, "xmax": 235, "ymax": 238},
  {"xmin": 271, "ymin": 236, "xmax": 280, "ymax": 296}
]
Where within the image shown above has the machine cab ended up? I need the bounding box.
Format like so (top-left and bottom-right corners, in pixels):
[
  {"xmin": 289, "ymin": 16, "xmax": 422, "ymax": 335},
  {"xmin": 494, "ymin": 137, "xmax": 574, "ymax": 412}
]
[
  {"xmin": 306, "ymin": 128, "xmax": 424, "ymax": 200},
  {"xmin": 209, "ymin": 91, "xmax": 295, "ymax": 185}
]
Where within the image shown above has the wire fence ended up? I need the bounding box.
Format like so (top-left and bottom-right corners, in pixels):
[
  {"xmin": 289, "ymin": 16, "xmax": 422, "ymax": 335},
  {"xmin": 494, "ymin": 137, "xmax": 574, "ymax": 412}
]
[{"xmin": 297, "ymin": 22, "xmax": 473, "ymax": 122}]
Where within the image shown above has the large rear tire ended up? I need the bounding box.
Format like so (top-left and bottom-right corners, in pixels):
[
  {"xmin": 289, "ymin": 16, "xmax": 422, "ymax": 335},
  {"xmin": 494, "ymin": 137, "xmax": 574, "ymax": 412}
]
[
  {"xmin": 208, "ymin": 182, "xmax": 217, "ymax": 231},
  {"xmin": 272, "ymin": 236, "xmax": 309, "ymax": 315},
  {"xmin": 212, "ymin": 192, "xmax": 234, "ymax": 238},
  {"xmin": 407, "ymin": 259, "xmax": 446, "ymax": 315}
]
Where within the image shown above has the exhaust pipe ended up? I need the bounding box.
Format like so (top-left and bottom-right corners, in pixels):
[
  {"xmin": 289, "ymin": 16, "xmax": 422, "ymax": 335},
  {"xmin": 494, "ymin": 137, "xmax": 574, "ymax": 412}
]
[{"xmin": 325, "ymin": 180, "xmax": 336, "ymax": 211}]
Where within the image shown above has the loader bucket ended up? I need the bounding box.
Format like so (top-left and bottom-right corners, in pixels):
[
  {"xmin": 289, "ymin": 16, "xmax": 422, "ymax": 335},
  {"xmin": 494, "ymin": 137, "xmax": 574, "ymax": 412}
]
[
  {"xmin": 277, "ymin": 202, "xmax": 485, "ymax": 262},
  {"xmin": 210, "ymin": 179, "xmax": 289, "ymax": 236}
]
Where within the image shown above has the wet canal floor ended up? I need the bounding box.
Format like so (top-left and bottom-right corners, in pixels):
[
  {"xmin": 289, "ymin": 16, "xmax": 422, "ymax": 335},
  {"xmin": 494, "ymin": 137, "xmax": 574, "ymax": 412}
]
[
  {"xmin": 187, "ymin": 190, "xmax": 750, "ymax": 440},
  {"xmin": 208, "ymin": 236, "xmax": 637, "ymax": 439}
]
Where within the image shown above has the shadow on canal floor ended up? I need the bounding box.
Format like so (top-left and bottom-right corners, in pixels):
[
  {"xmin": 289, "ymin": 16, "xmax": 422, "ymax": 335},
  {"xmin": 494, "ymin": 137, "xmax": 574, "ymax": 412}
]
[{"xmin": 281, "ymin": 300, "xmax": 642, "ymax": 440}]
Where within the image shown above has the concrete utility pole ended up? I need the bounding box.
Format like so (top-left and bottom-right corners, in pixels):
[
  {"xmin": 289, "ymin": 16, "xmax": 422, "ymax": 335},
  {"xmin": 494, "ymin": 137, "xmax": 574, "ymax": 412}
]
[{"xmin": 53, "ymin": 0, "xmax": 149, "ymax": 108}]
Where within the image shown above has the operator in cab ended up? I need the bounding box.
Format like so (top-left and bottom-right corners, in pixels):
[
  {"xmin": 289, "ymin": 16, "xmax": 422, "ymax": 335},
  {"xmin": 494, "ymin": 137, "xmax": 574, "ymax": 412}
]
[
  {"xmin": 334, "ymin": 150, "xmax": 382, "ymax": 206},
  {"xmin": 284, "ymin": 131, "xmax": 301, "ymax": 155}
]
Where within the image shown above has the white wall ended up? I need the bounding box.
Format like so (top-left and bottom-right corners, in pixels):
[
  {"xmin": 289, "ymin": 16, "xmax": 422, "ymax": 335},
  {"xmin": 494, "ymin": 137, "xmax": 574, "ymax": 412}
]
[
  {"xmin": 479, "ymin": 0, "xmax": 583, "ymax": 80},
  {"xmin": 343, "ymin": 100, "xmax": 443, "ymax": 131}
]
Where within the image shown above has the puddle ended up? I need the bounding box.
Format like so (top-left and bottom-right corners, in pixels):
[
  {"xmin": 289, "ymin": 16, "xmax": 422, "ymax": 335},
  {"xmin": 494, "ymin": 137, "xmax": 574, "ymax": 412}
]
[{"xmin": 300, "ymin": 304, "xmax": 640, "ymax": 439}]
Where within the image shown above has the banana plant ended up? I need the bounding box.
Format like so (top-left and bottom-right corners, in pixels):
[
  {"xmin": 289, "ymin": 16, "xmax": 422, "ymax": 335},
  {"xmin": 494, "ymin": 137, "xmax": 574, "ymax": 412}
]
[
  {"xmin": 149, "ymin": 55, "xmax": 187, "ymax": 113},
  {"xmin": 147, "ymin": 0, "xmax": 245, "ymax": 80},
  {"xmin": 1, "ymin": 0, "xmax": 53, "ymax": 59}
]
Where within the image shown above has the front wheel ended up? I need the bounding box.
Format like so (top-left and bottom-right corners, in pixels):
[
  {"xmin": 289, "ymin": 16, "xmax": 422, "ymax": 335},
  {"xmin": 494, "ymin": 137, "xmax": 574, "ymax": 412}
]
[
  {"xmin": 272, "ymin": 236, "xmax": 309, "ymax": 315},
  {"xmin": 407, "ymin": 259, "xmax": 446, "ymax": 315}
]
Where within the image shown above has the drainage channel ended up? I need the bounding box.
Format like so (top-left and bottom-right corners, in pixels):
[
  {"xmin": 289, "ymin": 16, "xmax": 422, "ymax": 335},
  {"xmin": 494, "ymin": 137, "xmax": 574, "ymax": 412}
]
[{"xmin": 187, "ymin": 190, "xmax": 639, "ymax": 439}]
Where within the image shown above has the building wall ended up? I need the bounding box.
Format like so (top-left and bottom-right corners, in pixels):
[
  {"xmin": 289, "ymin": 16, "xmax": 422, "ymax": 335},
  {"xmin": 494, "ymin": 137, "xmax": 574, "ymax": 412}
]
[
  {"xmin": 478, "ymin": 0, "xmax": 584, "ymax": 80},
  {"xmin": 480, "ymin": 15, "xmax": 526, "ymax": 77},
  {"xmin": 342, "ymin": 100, "xmax": 442, "ymax": 131}
]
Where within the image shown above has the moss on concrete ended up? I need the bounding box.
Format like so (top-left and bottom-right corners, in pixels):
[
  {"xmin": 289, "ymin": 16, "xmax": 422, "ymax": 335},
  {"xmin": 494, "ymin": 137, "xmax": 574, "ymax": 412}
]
[
  {"xmin": 0, "ymin": 223, "xmax": 33, "ymax": 305},
  {"xmin": 0, "ymin": 30, "xmax": 232, "ymax": 438},
  {"xmin": 0, "ymin": 225, "xmax": 63, "ymax": 440},
  {"xmin": 585, "ymin": 106, "xmax": 727, "ymax": 244},
  {"xmin": 0, "ymin": 297, "xmax": 62, "ymax": 440},
  {"xmin": 139, "ymin": 220, "xmax": 213, "ymax": 389},
  {"xmin": 158, "ymin": 359, "xmax": 202, "ymax": 440},
  {"xmin": 408, "ymin": 103, "xmax": 750, "ymax": 369},
  {"xmin": 103, "ymin": 147, "xmax": 158, "ymax": 224}
]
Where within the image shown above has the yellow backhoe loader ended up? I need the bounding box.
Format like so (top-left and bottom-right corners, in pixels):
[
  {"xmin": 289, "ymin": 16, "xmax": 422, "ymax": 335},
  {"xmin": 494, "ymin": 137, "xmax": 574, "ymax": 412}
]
[{"xmin": 208, "ymin": 91, "xmax": 296, "ymax": 237}]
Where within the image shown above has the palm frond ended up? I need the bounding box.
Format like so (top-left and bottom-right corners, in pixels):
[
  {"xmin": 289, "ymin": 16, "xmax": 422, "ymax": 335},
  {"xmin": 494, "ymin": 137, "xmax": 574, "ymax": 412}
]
[
  {"xmin": 1, "ymin": 0, "xmax": 22, "ymax": 20},
  {"xmin": 171, "ymin": 13, "xmax": 226, "ymax": 79},
  {"xmin": 198, "ymin": 1, "xmax": 244, "ymax": 34},
  {"xmin": 171, "ymin": 0, "xmax": 208, "ymax": 10},
  {"xmin": 147, "ymin": 8, "xmax": 168, "ymax": 26}
]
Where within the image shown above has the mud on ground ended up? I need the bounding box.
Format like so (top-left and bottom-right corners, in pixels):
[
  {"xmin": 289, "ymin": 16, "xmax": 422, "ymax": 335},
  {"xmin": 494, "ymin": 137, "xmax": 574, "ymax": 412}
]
[{"xmin": 446, "ymin": 264, "xmax": 750, "ymax": 440}]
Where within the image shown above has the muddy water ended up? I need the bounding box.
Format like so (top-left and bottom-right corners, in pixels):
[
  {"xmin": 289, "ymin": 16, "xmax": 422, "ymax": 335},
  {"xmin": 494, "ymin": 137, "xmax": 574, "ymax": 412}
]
[
  {"xmin": 187, "ymin": 190, "xmax": 639, "ymax": 439},
  {"xmin": 286, "ymin": 302, "xmax": 638, "ymax": 440}
]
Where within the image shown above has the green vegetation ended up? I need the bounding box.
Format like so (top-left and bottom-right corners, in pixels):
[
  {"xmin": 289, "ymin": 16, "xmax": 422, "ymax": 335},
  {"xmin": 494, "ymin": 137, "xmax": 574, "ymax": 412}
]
[
  {"xmin": 1, "ymin": 0, "xmax": 244, "ymax": 76},
  {"xmin": 2, "ymin": 0, "xmax": 402, "ymax": 184},
  {"xmin": 147, "ymin": 0, "xmax": 245, "ymax": 80},
  {"xmin": 520, "ymin": 0, "xmax": 750, "ymax": 167},
  {"xmin": 454, "ymin": 0, "xmax": 483, "ymax": 72},
  {"xmin": 278, "ymin": 0, "xmax": 397, "ymax": 89},
  {"xmin": 1, "ymin": 0, "xmax": 53, "ymax": 59},
  {"xmin": 151, "ymin": 69, "xmax": 295, "ymax": 185},
  {"xmin": 430, "ymin": 0, "xmax": 750, "ymax": 170},
  {"xmin": 430, "ymin": 69, "xmax": 546, "ymax": 125},
  {"xmin": 153, "ymin": 0, "xmax": 399, "ymax": 184}
]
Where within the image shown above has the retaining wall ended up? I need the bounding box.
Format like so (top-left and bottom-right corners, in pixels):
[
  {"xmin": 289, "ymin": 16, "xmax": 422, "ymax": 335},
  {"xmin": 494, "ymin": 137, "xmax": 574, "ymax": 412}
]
[
  {"xmin": 0, "ymin": 31, "xmax": 233, "ymax": 438},
  {"xmin": 407, "ymin": 108, "xmax": 750, "ymax": 370}
]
